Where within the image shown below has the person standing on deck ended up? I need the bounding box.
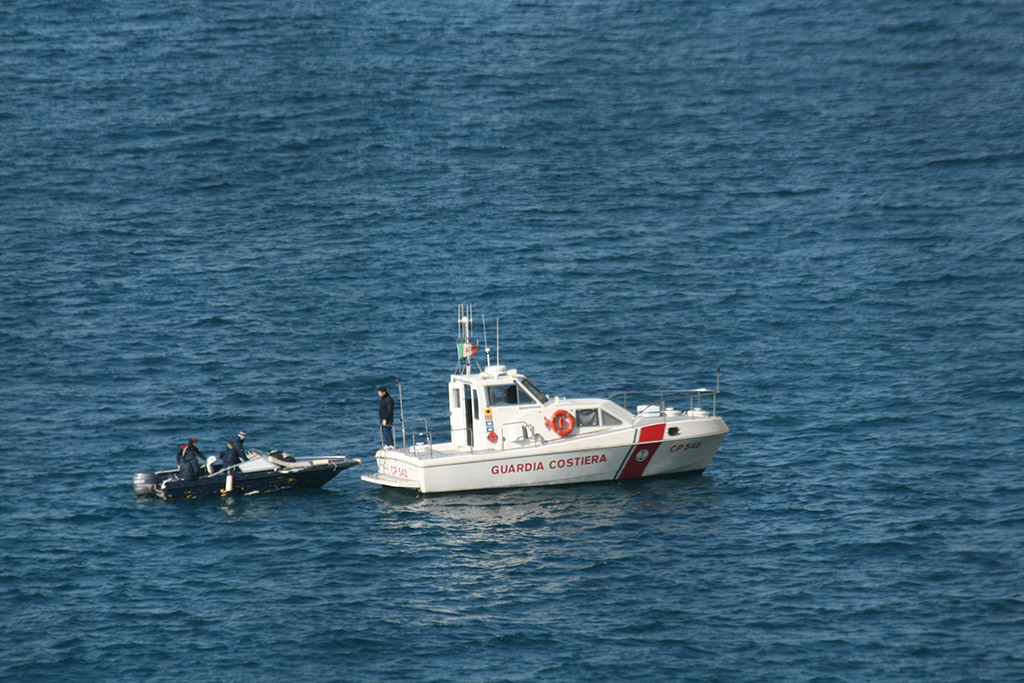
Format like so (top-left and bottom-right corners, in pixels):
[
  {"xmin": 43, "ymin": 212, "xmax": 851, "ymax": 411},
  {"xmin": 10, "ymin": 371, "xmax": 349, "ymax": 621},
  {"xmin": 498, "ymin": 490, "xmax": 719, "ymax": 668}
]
[
  {"xmin": 378, "ymin": 387, "xmax": 394, "ymax": 449},
  {"xmin": 223, "ymin": 430, "xmax": 247, "ymax": 468}
]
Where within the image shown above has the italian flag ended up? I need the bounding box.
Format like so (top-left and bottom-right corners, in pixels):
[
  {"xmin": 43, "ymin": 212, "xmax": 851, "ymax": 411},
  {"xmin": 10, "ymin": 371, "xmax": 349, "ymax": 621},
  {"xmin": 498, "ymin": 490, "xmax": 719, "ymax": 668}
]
[{"xmin": 457, "ymin": 342, "xmax": 478, "ymax": 358}]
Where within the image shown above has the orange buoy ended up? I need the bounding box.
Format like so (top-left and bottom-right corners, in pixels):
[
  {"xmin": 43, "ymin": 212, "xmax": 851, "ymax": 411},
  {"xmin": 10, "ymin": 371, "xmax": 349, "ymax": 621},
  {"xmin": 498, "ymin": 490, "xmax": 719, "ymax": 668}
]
[{"xmin": 550, "ymin": 410, "xmax": 575, "ymax": 437}]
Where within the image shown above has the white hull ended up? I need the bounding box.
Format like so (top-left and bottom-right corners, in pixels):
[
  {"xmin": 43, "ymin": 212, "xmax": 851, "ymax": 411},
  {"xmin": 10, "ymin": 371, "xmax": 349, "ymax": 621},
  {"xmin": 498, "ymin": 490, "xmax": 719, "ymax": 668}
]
[
  {"xmin": 362, "ymin": 416, "xmax": 728, "ymax": 494},
  {"xmin": 362, "ymin": 306, "xmax": 730, "ymax": 494}
]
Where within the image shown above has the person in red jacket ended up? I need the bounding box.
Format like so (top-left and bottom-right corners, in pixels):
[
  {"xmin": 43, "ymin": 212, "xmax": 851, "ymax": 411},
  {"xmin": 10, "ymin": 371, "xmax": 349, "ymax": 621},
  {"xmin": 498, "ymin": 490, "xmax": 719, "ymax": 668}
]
[{"xmin": 176, "ymin": 437, "xmax": 204, "ymax": 481}]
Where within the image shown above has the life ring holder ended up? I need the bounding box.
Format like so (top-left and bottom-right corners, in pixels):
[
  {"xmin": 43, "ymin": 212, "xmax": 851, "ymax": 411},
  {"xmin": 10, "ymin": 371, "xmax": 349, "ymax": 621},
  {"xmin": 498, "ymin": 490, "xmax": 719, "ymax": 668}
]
[{"xmin": 549, "ymin": 410, "xmax": 575, "ymax": 437}]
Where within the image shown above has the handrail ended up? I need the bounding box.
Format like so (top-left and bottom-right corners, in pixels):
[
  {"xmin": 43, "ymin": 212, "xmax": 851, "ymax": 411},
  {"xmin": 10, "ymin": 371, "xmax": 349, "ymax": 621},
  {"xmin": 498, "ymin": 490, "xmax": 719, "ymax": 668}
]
[
  {"xmin": 386, "ymin": 417, "xmax": 433, "ymax": 453},
  {"xmin": 605, "ymin": 387, "xmax": 720, "ymax": 417}
]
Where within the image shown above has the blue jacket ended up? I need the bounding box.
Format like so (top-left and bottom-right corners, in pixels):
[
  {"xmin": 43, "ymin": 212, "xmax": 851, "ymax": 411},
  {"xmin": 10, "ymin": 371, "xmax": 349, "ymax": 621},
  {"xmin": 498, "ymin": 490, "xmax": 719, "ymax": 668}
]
[{"xmin": 223, "ymin": 436, "xmax": 246, "ymax": 467}]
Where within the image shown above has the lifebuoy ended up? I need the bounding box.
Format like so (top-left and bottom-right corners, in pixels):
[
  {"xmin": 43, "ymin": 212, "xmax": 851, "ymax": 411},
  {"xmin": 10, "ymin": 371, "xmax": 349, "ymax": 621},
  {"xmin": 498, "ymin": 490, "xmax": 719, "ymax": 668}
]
[
  {"xmin": 487, "ymin": 431, "xmax": 498, "ymax": 443},
  {"xmin": 549, "ymin": 410, "xmax": 575, "ymax": 437}
]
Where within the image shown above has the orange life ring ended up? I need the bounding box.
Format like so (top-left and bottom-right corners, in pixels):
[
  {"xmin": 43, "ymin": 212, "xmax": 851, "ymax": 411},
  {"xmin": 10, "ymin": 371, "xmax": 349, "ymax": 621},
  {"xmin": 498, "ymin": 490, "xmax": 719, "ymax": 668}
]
[
  {"xmin": 549, "ymin": 410, "xmax": 575, "ymax": 437},
  {"xmin": 487, "ymin": 431, "xmax": 498, "ymax": 443}
]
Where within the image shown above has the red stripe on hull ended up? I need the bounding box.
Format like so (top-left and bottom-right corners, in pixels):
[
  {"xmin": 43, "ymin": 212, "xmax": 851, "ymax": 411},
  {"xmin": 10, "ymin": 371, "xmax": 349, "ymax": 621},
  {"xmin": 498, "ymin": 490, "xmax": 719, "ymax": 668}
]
[{"xmin": 617, "ymin": 423, "xmax": 666, "ymax": 479}]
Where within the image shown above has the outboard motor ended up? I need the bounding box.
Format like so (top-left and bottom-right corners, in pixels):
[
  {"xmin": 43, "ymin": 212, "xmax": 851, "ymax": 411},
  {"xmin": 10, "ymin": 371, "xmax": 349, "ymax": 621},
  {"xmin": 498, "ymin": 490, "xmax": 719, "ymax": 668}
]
[{"xmin": 133, "ymin": 472, "xmax": 157, "ymax": 497}]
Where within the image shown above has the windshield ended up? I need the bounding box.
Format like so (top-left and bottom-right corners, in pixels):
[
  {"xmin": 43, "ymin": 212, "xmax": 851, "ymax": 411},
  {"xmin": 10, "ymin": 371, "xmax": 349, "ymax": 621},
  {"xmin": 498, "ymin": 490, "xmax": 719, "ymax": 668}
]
[{"xmin": 517, "ymin": 377, "xmax": 549, "ymax": 404}]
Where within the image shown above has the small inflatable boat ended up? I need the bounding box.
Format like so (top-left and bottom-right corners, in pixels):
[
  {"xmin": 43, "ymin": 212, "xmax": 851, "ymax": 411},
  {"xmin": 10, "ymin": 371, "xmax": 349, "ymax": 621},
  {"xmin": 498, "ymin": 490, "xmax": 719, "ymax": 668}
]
[{"xmin": 134, "ymin": 450, "xmax": 360, "ymax": 500}]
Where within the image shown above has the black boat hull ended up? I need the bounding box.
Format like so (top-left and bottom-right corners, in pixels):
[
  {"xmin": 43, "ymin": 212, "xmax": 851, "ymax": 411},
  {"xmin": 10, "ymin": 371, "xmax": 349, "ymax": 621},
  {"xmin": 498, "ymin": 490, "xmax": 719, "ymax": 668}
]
[{"xmin": 139, "ymin": 460, "xmax": 359, "ymax": 500}]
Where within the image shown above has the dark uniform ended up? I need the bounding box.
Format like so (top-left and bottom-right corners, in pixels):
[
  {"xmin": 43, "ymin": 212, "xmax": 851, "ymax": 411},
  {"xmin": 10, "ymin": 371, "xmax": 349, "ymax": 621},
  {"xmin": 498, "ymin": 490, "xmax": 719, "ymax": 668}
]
[
  {"xmin": 223, "ymin": 431, "xmax": 247, "ymax": 468},
  {"xmin": 379, "ymin": 388, "xmax": 395, "ymax": 447},
  {"xmin": 176, "ymin": 439, "xmax": 204, "ymax": 481}
]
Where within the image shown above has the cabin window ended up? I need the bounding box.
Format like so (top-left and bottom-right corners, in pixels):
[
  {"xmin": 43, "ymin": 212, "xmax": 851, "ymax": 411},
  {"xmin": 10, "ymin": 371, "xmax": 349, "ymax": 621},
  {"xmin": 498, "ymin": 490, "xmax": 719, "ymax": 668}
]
[
  {"xmin": 473, "ymin": 390, "xmax": 479, "ymax": 420},
  {"xmin": 487, "ymin": 383, "xmax": 534, "ymax": 406},
  {"xmin": 487, "ymin": 384, "xmax": 513, "ymax": 406},
  {"xmin": 601, "ymin": 410, "xmax": 622, "ymax": 426},
  {"xmin": 576, "ymin": 408, "xmax": 599, "ymax": 427},
  {"xmin": 451, "ymin": 388, "xmax": 460, "ymax": 408},
  {"xmin": 514, "ymin": 383, "xmax": 536, "ymax": 404},
  {"xmin": 517, "ymin": 377, "xmax": 549, "ymax": 404}
]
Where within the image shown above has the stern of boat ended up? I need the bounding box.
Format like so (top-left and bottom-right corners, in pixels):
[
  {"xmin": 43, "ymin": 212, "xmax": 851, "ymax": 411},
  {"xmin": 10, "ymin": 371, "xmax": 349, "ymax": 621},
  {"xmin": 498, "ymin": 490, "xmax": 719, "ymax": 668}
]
[{"xmin": 361, "ymin": 448, "xmax": 424, "ymax": 490}]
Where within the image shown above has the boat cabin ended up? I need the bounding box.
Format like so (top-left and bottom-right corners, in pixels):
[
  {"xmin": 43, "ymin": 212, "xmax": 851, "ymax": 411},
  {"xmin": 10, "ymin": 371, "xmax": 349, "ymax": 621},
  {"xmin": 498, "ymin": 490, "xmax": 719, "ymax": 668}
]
[{"xmin": 446, "ymin": 364, "xmax": 631, "ymax": 450}]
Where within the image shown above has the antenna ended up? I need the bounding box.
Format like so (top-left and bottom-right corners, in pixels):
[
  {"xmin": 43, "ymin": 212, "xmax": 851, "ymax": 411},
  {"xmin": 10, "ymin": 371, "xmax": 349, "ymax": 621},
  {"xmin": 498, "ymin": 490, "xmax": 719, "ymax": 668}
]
[
  {"xmin": 457, "ymin": 304, "xmax": 479, "ymax": 374},
  {"xmin": 715, "ymin": 367, "xmax": 721, "ymax": 416},
  {"xmin": 395, "ymin": 377, "xmax": 405, "ymax": 449},
  {"xmin": 496, "ymin": 317, "xmax": 500, "ymax": 367},
  {"xmin": 483, "ymin": 316, "xmax": 491, "ymax": 367}
]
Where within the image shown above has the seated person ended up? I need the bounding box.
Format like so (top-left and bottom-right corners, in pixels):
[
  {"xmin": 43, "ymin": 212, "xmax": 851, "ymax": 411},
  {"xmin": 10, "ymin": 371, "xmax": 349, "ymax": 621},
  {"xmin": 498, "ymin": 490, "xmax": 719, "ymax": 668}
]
[{"xmin": 175, "ymin": 438, "xmax": 204, "ymax": 481}]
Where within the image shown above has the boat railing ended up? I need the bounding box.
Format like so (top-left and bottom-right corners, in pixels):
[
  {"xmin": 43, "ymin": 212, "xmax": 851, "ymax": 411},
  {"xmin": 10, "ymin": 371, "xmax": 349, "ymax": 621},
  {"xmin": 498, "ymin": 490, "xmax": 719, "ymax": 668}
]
[
  {"xmin": 606, "ymin": 387, "xmax": 720, "ymax": 418},
  {"xmin": 391, "ymin": 422, "xmax": 538, "ymax": 457},
  {"xmin": 390, "ymin": 420, "xmax": 478, "ymax": 458},
  {"xmin": 392, "ymin": 417, "xmax": 434, "ymax": 455}
]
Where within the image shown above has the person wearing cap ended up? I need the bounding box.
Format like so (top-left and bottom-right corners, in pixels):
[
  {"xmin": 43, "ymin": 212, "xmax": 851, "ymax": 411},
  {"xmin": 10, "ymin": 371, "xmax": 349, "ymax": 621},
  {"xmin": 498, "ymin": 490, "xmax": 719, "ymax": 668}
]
[
  {"xmin": 176, "ymin": 437, "xmax": 205, "ymax": 481},
  {"xmin": 223, "ymin": 430, "xmax": 248, "ymax": 468},
  {"xmin": 378, "ymin": 387, "xmax": 394, "ymax": 448}
]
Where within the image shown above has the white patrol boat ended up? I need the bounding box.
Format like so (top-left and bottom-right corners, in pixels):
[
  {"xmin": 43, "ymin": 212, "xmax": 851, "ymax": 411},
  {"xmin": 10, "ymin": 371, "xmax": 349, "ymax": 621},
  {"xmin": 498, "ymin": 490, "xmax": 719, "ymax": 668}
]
[{"xmin": 361, "ymin": 305, "xmax": 729, "ymax": 494}]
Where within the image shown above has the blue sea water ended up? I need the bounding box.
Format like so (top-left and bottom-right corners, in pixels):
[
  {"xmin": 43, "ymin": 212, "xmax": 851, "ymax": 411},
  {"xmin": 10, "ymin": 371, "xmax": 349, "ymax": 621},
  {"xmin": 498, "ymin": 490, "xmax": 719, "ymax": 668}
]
[{"xmin": 2, "ymin": 0, "xmax": 1023, "ymax": 680}]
